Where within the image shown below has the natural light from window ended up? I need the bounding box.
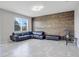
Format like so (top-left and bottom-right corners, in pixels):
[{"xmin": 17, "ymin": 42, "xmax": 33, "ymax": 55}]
[{"xmin": 14, "ymin": 18, "xmax": 28, "ymax": 32}]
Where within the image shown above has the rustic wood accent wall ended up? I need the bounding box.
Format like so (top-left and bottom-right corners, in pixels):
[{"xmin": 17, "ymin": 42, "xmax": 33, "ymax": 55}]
[{"xmin": 33, "ymin": 11, "xmax": 74, "ymax": 36}]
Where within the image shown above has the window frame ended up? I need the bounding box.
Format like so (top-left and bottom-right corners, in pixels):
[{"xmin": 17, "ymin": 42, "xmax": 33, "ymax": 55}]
[{"xmin": 14, "ymin": 17, "xmax": 28, "ymax": 33}]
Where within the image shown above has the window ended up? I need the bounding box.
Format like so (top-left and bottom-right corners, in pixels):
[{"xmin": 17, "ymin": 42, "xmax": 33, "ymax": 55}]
[{"xmin": 14, "ymin": 18, "xmax": 28, "ymax": 32}]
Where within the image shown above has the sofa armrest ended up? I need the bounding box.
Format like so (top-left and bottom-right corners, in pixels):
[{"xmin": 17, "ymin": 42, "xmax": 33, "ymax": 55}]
[{"xmin": 10, "ymin": 35, "xmax": 19, "ymax": 41}]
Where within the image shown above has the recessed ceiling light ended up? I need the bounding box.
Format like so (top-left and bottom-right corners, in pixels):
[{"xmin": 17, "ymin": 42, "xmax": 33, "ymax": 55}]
[{"xmin": 32, "ymin": 5, "xmax": 44, "ymax": 11}]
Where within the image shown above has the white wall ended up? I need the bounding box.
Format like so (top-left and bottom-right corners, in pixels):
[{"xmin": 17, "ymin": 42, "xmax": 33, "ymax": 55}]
[
  {"xmin": 0, "ymin": 9, "xmax": 32, "ymax": 44},
  {"xmin": 0, "ymin": 11, "xmax": 2, "ymax": 43},
  {"xmin": 75, "ymin": 7, "xmax": 79, "ymax": 48}
]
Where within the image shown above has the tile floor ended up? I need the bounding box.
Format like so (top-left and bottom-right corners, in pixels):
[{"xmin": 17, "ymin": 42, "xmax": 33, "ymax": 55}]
[{"xmin": 0, "ymin": 39, "xmax": 79, "ymax": 57}]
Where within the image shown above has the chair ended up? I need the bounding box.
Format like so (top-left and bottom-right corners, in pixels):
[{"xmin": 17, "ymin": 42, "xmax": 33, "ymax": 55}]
[{"xmin": 64, "ymin": 30, "xmax": 74, "ymax": 45}]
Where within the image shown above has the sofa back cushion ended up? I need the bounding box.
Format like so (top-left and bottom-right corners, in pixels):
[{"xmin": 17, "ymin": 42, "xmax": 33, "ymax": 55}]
[
  {"xmin": 33, "ymin": 31, "xmax": 45, "ymax": 35},
  {"xmin": 22, "ymin": 31, "xmax": 33, "ymax": 35},
  {"xmin": 12, "ymin": 32, "xmax": 22, "ymax": 36}
]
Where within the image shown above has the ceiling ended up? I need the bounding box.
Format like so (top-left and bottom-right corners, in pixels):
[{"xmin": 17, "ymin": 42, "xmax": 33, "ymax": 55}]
[{"xmin": 0, "ymin": 1, "xmax": 79, "ymax": 17}]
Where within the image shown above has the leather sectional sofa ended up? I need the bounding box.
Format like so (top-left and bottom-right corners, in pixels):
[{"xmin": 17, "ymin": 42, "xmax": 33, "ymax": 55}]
[
  {"xmin": 10, "ymin": 31, "xmax": 61, "ymax": 42},
  {"xmin": 10, "ymin": 31, "xmax": 45, "ymax": 41}
]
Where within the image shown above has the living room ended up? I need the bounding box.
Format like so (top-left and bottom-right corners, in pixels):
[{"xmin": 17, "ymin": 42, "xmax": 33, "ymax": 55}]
[{"xmin": 0, "ymin": 1, "xmax": 79, "ymax": 57}]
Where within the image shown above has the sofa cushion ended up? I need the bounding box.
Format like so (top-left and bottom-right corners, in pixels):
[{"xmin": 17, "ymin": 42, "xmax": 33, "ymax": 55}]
[
  {"xmin": 33, "ymin": 31, "xmax": 45, "ymax": 35},
  {"xmin": 46, "ymin": 35, "xmax": 61, "ymax": 40},
  {"xmin": 18, "ymin": 35, "xmax": 31, "ymax": 39},
  {"xmin": 13, "ymin": 32, "xmax": 22, "ymax": 36},
  {"xmin": 22, "ymin": 32, "xmax": 33, "ymax": 35}
]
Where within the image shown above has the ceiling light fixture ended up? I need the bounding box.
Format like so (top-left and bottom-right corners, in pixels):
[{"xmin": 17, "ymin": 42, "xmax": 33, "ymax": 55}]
[{"xmin": 32, "ymin": 5, "xmax": 44, "ymax": 11}]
